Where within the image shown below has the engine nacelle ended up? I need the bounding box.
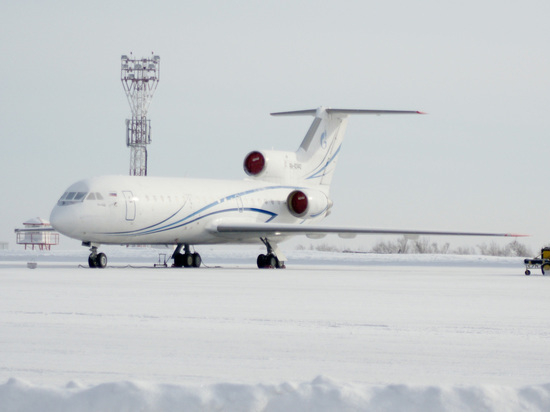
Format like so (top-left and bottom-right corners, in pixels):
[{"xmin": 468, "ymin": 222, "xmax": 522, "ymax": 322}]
[
  {"xmin": 287, "ymin": 189, "xmax": 332, "ymax": 219},
  {"xmin": 243, "ymin": 150, "xmax": 303, "ymax": 183}
]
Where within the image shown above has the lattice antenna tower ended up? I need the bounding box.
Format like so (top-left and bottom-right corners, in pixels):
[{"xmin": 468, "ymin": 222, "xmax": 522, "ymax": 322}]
[{"xmin": 121, "ymin": 53, "xmax": 160, "ymax": 176}]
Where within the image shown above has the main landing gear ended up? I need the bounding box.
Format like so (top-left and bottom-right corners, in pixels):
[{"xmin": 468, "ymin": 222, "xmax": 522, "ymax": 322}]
[
  {"xmin": 88, "ymin": 246, "xmax": 107, "ymax": 268},
  {"xmin": 257, "ymin": 237, "xmax": 286, "ymax": 269},
  {"xmin": 84, "ymin": 241, "xmax": 284, "ymax": 269},
  {"xmin": 172, "ymin": 244, "xmax": 202, "ymax": 268}
]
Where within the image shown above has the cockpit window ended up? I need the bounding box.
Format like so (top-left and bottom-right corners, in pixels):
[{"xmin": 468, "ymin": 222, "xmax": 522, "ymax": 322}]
[
  {"xmin": 87, "ymin": 193, "xmax": 96, "ymax": 200},
  {"xmin": 95, "ymin": 192, "xmax": 104, "ymax": 200},
  {"xmin": 57, "ymin": 191, "xmax": 88, "ymax": 206}
]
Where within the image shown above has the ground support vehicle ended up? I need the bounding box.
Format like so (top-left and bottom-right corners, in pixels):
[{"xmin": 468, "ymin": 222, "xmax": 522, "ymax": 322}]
[{"xmin": 524, "ymin": 247, "xmax": 550, "ymax": 275}]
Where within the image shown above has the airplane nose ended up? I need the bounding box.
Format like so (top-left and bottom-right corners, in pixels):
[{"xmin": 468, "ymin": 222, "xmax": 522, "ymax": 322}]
[{"xmin": 50, "ymin": 205, "xmax": 75, "ymax": 237}]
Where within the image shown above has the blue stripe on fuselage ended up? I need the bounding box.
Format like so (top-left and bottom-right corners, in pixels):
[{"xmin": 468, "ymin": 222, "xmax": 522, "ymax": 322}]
[{"xmin": 100, "ymin": 185, "xmax": 302, "ymax": 236}]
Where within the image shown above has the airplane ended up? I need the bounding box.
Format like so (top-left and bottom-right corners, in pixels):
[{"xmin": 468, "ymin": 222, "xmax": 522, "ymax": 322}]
[{"xmin": 49, "ymin": 107, "xmax": 521, "ymax": 268}]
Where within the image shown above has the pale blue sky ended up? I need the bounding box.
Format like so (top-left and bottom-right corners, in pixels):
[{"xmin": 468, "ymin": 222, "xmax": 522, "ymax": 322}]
[{"xmin": 1, "ymin": 0, "xmax": 549, "ymax": 251}]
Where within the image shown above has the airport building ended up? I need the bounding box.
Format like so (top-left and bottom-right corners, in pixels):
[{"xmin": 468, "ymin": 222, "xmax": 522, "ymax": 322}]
[{"xmin": 15, "ymin": 217, "xmax": 59, "ymax": 250}]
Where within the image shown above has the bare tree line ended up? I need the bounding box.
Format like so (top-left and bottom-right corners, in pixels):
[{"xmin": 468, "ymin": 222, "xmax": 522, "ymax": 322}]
[{"xmin": 296, "ymin": 237, "xmax": 532, "ymax": 257}]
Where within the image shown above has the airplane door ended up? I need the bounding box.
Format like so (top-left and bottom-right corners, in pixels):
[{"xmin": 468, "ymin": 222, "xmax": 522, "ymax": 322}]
[
  {"xmin": 235, "ymin": 195, "xmax": 244, "ymax": 213},
  {"xmin": 122, "ymin": 191, "xmax": 136, "ymax": 221}
]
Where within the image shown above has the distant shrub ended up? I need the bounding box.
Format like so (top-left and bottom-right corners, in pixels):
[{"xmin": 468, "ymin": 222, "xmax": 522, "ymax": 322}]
[
  {"xmin": 295, "ymin": 237, "xmax": 532, "ymax": 257},
  {"xmin": 313, "ymin": 243, "xmax": 341, "ymax": 252},
  {"xmin": 294, "ymin": 243, "xmax": 342, "ymax": 252},
  {"xmin": 477, "ymin": 240, "xmax": 531, "ymax": 257},
  {"xmin": 371, "ymin": 236, "xmax": 531, "ymax": 256}
]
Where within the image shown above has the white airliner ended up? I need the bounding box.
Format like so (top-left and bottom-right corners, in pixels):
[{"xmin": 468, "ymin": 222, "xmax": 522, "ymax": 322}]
[{"xmin": 50, "ymin": 107, "xmax": 520, "ymax": 268}]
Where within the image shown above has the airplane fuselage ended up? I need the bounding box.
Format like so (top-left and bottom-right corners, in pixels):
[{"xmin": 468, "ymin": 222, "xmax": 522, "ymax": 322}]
[{"xmin": 50, "ymin": 175, "xmax": 330, "ymax": 246}]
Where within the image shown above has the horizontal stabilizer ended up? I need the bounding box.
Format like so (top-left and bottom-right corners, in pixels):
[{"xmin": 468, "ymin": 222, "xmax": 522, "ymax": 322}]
[
  {"xmin": 216, "ymin": 222, "xmax": 525, "ymax": 238},
  {"xmin": 271, "ymin": 108, "xmax": 425, "ymax": 116},
  {"xmin": 271, "ymin": 109, "xmax": 317, "ymax": 116}
]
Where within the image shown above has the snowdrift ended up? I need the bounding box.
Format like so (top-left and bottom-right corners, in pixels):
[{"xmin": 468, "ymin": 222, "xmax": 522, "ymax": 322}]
[{"xmin": 1, "ymin": 376, "xmax": 549, "ymax": 412}]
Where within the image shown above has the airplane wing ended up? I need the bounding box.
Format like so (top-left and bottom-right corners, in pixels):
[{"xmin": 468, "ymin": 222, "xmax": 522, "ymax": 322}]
[{"xmin": 215, "ymin": 222, "xmax": 525, "ymax": 239}]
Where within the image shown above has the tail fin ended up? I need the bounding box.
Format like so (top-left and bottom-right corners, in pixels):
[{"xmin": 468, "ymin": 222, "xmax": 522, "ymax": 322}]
[{"xmin": 271, "ymin": 107, "xmax": 423, "ymax": 188}]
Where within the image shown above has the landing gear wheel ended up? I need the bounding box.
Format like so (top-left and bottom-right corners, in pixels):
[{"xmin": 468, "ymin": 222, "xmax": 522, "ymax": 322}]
[
  {"xmin": 258, "ymin": 237, "xmax": 286, "ymax": 269},
  {"xmin": 96, "ymin": 253, "xmax": 107, "ymax": 268},
  {"xmin": 173, "ymin": 254, "xmax": 184, "ymax": 268},
  {"xmin": 192, "ymin": 253, "xmax": 202, "ymax": 268},
  {"xmin": 257, "ymin": 253, "xmax": 278, "ymax": 269},
  {"xmin": 542, "ymin": 264, "xmax": 550, "ymax": 275},
  {"xmin": 267, "ymin": 254, "xmax": 277, "ymax": 268},
  {"xmin": 173, "ymin": 251, "xmax": 202, "ymax": 268},
  {"xmin": 88, "ymin": 254, "xmax": 97, "ymax": 268},
  {"xmin": 525, "ymin": 270, "xmax": 531, "ymax": 276},
  {"xmin": 183, "ymin": 253, "xmax": 194, "ymax": 268},
  {"xmin": 257, "ymin": 254, "xmax": 266, "ymax": 268},
  {"xmin": 88, "ymin": 252, "xmax": 107, "ymax": 268}
]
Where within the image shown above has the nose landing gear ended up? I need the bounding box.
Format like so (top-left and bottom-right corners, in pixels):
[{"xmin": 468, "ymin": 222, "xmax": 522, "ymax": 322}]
[{"xmin": 88, "ymin": 246, "xmax": 107, "ymax": 268}]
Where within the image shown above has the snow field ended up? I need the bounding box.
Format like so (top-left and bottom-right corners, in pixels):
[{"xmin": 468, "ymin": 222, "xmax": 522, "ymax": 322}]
[{"xmin": 0, "ymin": 248, "xmax": 549, "ymax": 411}]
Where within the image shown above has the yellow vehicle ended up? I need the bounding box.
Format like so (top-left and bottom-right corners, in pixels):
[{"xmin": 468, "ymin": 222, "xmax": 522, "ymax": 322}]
[{"xmin": 524, "ymin": 247, "xmax": 550, "ymax": 275}]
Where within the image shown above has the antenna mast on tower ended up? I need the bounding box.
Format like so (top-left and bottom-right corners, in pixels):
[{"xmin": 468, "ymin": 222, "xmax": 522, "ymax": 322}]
[{"xmin": 121, "ymin": 53, "xmax": 160, "ymax": 176}]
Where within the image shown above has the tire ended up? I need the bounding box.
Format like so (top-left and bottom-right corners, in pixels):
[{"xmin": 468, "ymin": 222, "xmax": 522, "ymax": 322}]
[
  {"xmin": 257, "ymin": 254, "xmax": 266, "ymax": 268},
  {"xmin": 183, "ymin": 253, "xmax": 194, "ymax": 268},
  {"xmin": 192, "ymin": 253, "xmax": 202, "ymax": 268},
  {"xmin": 96, "ymin": 253, "xmax": 107, "ymax": 268},
  {"xmin": 173, "ymin": 254, "xmax": 184, "ymax": 267},
  {"xmin": 266, "ymin": 254, "xmax": 277, "ymax": 268},
  {"xmin": 258, "ymin": 254, "xmax": 278, "ymax": 268},
  {"xmin": 542, "ymin": 264, "xmax": 550, "ymax": 275},
  {"xmin": 88, "ymin": 254, "xmax": 97, "ymax": 268},
  {"xmin": 525, "ymin": 270, "xmax": 531, "ymax": 276}
]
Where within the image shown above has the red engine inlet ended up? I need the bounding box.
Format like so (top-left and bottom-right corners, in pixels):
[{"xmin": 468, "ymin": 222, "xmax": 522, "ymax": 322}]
[
  {"xmin": 287, "ymin": 190, "xmax": 308, "ymax": 217},
  {"xmin": 244, "ymin": 151, "xmax": 265, "ymax": 176}
]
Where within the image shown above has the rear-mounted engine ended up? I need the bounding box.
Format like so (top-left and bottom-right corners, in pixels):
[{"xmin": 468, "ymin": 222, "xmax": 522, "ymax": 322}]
[
  {"xmin": 243, "ymin": 151, "xmax": 265, "ymax": 176},
  {"xmin": 243, "ymin": 150, "xmax": 302, "ymax": 182},
  {"xmin": 287, "ymin": 189, "xmax": 331, "ymax": 219}
]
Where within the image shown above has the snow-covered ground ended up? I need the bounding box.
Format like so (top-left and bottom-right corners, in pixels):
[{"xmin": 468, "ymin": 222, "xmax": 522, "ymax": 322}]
[{"xmin": 0, "ymin": 247, "xmax": 549, "ymax": 411}]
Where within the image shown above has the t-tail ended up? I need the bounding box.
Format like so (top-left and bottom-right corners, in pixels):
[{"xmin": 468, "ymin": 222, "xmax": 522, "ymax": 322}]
[{"xmin": 243, "ymin": 107, "xmax": 424, "ymax": 191}]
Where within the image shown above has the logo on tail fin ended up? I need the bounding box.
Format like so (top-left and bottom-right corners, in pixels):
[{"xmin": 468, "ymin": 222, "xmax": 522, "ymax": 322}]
[{"xmin": 320, "ymin": 131, "xmax": 327, "ymax": 149}]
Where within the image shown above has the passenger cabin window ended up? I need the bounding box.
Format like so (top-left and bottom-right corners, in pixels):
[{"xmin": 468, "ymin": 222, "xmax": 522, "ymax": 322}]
[{"xmin": 86, "ymin": 192, "xmax": 104, "ymax": 201}]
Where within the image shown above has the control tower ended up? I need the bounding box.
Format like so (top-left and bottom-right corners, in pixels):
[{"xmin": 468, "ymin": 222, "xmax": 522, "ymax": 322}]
[{"xmin": 121, "ymin": 53, "xmax": 160, "ymax": 176}]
